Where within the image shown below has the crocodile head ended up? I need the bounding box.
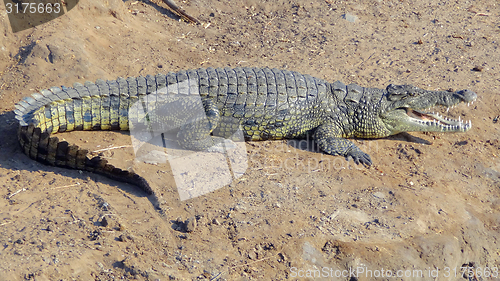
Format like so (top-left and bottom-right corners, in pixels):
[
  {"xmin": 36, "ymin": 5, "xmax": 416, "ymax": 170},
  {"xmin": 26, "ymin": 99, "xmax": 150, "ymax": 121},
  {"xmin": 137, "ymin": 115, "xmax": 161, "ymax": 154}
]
[{"xmin": 378, "ymin": 84, "xmax": 477, "ymax": 136}]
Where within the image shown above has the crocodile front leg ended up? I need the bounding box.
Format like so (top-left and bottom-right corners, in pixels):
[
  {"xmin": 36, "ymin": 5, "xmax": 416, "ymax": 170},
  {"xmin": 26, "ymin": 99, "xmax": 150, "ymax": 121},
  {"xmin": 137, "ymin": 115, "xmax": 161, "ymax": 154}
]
[{"xmin": 313, "ymin": 123, "xmax": 372, "ymax": 166}]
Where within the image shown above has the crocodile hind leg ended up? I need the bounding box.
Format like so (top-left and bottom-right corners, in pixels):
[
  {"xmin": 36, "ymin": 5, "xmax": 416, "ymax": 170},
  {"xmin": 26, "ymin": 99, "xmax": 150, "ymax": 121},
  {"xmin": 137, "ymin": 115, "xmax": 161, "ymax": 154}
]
[
  {"xmin": 175, "ymin": 98, "xmax": 229, "ymax": 152},
  {"xmin": 313, "ymin": 123, "xmax": 372, "ymax": 166}
]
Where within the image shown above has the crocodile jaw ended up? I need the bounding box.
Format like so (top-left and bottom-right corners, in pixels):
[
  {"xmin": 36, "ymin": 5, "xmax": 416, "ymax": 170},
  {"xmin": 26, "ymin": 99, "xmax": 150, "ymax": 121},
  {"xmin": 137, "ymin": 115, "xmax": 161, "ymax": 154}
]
[
  {"xmin": 381, "ymin": 98, "xmax": 476, "ymax": 135},
  {"xmin": 377, "ymin": 86, "xmax": 478, "ymax": 135}
]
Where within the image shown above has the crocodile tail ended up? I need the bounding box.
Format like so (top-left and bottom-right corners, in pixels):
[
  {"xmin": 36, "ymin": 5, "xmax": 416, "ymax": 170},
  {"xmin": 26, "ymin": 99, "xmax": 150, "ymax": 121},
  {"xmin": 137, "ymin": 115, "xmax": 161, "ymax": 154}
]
[{"xmin": 14, "ymin": 77, "xmax": 155, "ymax": 195}]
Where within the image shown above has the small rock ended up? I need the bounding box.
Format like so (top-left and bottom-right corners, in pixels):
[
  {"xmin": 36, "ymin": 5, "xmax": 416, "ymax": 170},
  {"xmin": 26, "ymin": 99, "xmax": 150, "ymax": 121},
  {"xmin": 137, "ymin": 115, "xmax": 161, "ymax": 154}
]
[
  {"xmin": 248, "ymin": 251, "xmax": 257, "ymax": 260},
  {"xmin": 118, "ymin": 232, "xmax": 135, "ymax": 242},
  {"xmin": 202, "ymin": 270, "xmax": 212, "ymax": 278},
  {"xmin": 173, "ymin": 223, "xmax": 183, "ymax": 231},
  {"xmin": 472, "ymin": 66, "xmax": 483, "ymax": 72},
  {"xmin": 101, "ymin": 217, "xmax": 109, "ymax": 227},
  {"xmin": 344, "ymin": 13, "xmax": 358, "ymax": 23},
  {"xmin": 118, "ymin": 222, "xmax": 126, "ymax": 231},
  {"xmin": 278, "ymin": 253, "xmax": 287, "ymax": 262},
  {"xmin": 185, "ymin": 217, "xmax": 197, "ymax": 233},
  {"xmin": 121, "ymin": 257, "xmax": 139, "ymax": 276},
  {"xmin": 487, "ymin": 139, "xmax": 499, "ymax": 147}
]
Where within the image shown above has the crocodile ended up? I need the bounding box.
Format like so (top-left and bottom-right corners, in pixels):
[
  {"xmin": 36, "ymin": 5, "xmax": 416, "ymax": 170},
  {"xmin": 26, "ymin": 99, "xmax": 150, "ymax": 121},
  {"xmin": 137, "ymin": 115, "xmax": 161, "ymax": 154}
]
[{"xmin": 14, "ymin": 67, "xmax": 477, "ymax": 194}]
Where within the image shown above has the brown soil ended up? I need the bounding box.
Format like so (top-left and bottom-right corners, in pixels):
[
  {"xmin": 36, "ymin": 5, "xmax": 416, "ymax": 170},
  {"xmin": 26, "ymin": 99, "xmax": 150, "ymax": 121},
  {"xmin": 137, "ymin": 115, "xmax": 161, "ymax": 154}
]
[{"xmin": 1, "ymin": 0, "xmax": 499, "ymax": 280}]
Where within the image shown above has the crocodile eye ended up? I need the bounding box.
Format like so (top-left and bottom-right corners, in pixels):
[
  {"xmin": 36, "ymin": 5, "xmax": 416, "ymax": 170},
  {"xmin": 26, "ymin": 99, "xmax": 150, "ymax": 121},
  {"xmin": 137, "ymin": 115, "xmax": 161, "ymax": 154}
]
[{"xmin": 387, "ymin": 93, "xmax": 406, "ymax": 101}]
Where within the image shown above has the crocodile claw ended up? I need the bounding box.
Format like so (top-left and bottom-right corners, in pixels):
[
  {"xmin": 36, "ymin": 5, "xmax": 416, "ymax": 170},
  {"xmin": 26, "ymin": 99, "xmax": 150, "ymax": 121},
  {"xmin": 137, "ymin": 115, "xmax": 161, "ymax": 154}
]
[{"xmin": 346, "ymin": 149, "xmax": 372, "ymax": 167}]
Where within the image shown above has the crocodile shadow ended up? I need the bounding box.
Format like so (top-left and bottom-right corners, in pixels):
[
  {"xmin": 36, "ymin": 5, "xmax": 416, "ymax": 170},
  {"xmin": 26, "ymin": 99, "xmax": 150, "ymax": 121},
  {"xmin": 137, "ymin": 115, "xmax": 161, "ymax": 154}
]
[{"xmin": 287, "ymin": 132, "xmax": 431, "ymax": 153}]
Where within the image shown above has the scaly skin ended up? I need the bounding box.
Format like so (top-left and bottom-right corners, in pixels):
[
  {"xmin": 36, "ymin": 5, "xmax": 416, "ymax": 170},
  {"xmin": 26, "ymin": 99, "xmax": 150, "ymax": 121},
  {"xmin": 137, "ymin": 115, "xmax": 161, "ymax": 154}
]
[{"xmin": 14, "ymin": 67, "xmax": 477, "ymax": 193}]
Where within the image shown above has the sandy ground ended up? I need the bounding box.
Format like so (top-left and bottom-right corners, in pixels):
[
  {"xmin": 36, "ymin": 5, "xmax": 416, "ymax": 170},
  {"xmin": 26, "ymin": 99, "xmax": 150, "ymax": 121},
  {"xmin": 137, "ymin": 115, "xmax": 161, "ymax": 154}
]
[{"xmin": 0, "ymin": 0, "xmax": 499, "ymax": 280}]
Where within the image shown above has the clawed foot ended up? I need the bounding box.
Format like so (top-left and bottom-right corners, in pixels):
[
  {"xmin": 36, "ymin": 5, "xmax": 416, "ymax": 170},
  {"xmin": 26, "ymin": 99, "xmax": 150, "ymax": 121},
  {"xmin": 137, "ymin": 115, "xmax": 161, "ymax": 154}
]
[{"xmin": 345, "ymin": 148, "xmax": 372, "ymax": 167}]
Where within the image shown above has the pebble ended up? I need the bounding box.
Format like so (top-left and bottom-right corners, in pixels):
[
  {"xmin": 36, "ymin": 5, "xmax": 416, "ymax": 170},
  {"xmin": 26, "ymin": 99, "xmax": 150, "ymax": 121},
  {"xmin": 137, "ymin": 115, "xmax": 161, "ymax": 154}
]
[
  {"xmin": 185, "ymin": 217, "xmax": 197, "ymax": 233},
  {"xmin": 344, "ymin": 13, "xmax": 358, "ymax": 23}
]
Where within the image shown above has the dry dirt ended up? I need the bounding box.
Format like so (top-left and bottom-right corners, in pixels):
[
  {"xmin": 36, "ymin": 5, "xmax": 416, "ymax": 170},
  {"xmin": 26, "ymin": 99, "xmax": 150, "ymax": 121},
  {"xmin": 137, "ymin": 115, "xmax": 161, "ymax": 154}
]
[{"xmin": 0, "ymin": 0, "xmax": 500, "ymax": 280}]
